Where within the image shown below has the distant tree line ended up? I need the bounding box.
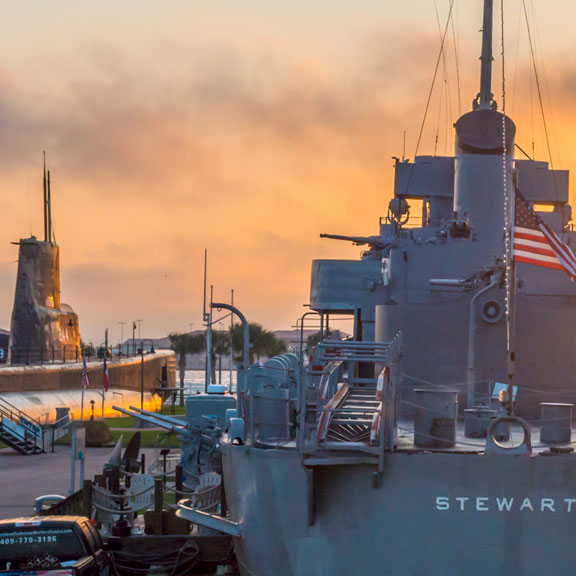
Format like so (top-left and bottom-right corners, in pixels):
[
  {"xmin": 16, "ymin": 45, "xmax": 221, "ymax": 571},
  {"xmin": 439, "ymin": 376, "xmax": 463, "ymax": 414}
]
[{"xmin": 168, "ymin": 323, "xmax": 287, "ymax": 402}]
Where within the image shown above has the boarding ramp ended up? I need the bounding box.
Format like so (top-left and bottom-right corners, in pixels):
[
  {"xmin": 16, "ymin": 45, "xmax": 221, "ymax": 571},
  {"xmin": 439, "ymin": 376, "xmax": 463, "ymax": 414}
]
[
  {"xmin": 295, "ymin": 335, "xmax": 402, "ymax": 479},
  {"xmin": 0, "ymin": 397, "xmax": 46, "ymax": 454},
  {"xmin": 312, "ymin": 340, "xmax": 398, "ymax": 450}
]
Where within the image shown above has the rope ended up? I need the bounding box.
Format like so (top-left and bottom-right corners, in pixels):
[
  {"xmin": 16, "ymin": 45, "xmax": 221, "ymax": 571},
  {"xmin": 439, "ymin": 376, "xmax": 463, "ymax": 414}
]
[
  {"xmin": 522, "ymin": 0, "xmax": 557, "ymax": 193},
  {"xmin": 450, "ymin": 0, "xmax": 462, "ymax": 118},
  {"xmin": 111, "ymin": 540, "xmax": 200, "ymax": 576},
  {"xmin": 414, "ymin": 0, "xmax": 455, "ymax": 159},
  {"xmin": 433, "ymin": 0, "xmax": 454, "ymax": 157}
]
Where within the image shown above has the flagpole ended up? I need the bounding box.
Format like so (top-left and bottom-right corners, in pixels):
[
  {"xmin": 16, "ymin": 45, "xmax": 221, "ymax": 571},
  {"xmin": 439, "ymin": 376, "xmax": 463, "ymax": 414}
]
[{"xmin": 80, "ymin": 386, "xmax": 84, "ymax": 421}]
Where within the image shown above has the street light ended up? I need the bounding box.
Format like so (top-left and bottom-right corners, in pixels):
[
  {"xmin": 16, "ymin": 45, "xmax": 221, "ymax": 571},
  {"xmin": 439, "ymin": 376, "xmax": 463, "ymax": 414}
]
[
  {"xmin": 139, "ymin": 339, "xmax": 156, "ymax": 410},
  {"xmin": 118, "ymin": 321, "xmax": 126, "ymax": 357}
]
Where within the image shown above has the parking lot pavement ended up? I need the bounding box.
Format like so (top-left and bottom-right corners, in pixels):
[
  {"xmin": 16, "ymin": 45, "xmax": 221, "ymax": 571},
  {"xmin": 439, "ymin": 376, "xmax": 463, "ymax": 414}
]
[{"xmin": 0, "ymin": 445, "xmax": 158, "ymax": 519}]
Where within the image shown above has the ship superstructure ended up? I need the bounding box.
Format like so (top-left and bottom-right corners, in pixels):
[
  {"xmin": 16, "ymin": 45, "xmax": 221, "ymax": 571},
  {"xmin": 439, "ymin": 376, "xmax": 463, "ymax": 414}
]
[
  {"xmin": 177, "ymin": 2, "xmax": 576, "ymax": 575},
  {"xmin": 311, "ymin": 2, "xmax": 575, "ymax": 418}
]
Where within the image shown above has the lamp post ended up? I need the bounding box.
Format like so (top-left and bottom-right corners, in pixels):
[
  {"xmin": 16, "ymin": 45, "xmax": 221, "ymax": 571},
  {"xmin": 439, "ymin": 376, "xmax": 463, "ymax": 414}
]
[
  {"xmin": 140, "ymin": 347, "xmax": 144, "ymax": 410},
  {"xmin": 210, "ymin": 302, "xmax": 250, "ymax": 412},
  {"xmin": 218, "ymin": 322, "xmax": 224, "ymax": 384},
  {"xmin": 139, "ymin": 339, "xmax": 156, "ymax": 411},
  {"xmin": 118, "ymin": 321, "xmax": 126, "ymax": 357}
]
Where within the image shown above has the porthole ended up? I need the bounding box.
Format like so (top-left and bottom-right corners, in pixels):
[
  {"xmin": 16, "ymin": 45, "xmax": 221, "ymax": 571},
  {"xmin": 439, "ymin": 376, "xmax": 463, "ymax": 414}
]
[{"xmin": 481, "ymin": 300, "xmax": 502, "ymax": 323}]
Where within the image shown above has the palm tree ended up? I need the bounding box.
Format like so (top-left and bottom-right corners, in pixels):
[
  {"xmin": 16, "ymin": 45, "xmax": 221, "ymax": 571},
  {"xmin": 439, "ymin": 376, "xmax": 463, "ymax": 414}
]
[
  {"xmin": 231, "ymin": 323, "xmax": 286, "ymax": 364},
  {"xmin": 169, "ymin": 332, "xmax": 206, "ymax": 405}
]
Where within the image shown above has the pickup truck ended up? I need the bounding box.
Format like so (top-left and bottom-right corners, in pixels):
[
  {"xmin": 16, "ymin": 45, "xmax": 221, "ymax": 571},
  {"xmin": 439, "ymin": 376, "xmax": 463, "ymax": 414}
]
[{"xmin": 0, "ymin": 516, "xmax": 109, "ymax": 576}]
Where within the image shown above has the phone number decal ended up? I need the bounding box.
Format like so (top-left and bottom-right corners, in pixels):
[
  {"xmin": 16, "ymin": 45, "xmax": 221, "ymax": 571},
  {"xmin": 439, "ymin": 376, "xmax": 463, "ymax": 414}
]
[{"xmin": 0, "ymin": 535, "xmax": 57, "ymax": 544}]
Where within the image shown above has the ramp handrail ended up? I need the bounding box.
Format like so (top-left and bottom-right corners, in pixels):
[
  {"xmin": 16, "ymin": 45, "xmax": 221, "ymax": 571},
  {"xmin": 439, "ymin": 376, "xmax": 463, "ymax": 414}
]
[
  {"xmin": 0, "ymin": 396, "xmax": 44, "ymax": 429},
  {"xmin": 297, "ymin": 334, "xmax": 403, "ymax": 453},
  {"xmin": 0, "ymin": 396, "xmax": 45, "ymax": 451}
]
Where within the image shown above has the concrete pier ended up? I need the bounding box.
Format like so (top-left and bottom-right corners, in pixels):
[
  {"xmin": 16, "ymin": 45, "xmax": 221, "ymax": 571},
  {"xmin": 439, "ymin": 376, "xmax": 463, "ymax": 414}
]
[{"xmin": 0, "ymin": 350, "xmax": 176, "ymax": 421}]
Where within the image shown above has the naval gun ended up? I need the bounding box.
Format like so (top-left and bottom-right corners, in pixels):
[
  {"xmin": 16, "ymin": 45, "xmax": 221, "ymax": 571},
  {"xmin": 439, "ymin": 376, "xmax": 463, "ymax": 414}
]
[
  {"xmin": 112, "ymin": 405, "xmax": 224, "ymax": 487},
  {"xmin": 320, "ymin": 233, "xmax": 391, "ymax": 252}
]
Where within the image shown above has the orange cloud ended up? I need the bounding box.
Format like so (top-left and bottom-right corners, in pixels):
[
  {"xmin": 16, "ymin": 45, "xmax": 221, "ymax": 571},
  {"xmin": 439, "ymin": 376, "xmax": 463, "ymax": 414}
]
[{"xmin": 1, "ymin": 19, "xmax": 575, "ymax": 343}]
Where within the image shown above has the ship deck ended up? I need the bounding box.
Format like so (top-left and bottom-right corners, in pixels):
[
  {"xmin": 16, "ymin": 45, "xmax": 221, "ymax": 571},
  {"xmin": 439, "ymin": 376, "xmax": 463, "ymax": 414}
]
[
  {"xmin": 393, "ymin": 417, "xmax": 570, "ymax": 454},
  {"xmin": 250, "ymin": 417, "xmax": 573, "ymax": 456}
]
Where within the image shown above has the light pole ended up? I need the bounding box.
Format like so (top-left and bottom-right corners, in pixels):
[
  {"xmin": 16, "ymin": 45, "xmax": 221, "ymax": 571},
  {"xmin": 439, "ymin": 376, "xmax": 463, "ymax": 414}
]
[
  {"xmin": 118, "ymin": 321, "xmax": 126, "ymax": 357},
  {"xmin": 210, "ymin": 302, "xmax": 250, "ymax": 412},
  {"xmin": 139, "ymin": 339, "xmax": 156, "ymax": 411},
  {"xmin": 218, "ymin": 322, "xmax": 224, "ymax": 384}
]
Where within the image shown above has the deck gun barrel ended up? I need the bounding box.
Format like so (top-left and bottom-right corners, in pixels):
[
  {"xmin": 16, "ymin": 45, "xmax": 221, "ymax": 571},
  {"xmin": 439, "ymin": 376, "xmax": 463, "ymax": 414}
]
[
  {"xmin": 320, "ymin": 233, "xmax": 389, "ymax": 251},
  {"xmin": 127, "ymin": 405, "xmax": 188, "ymax": 428},
  {"xmin": 112, "ymin": 405, "xmax": 186, "ymax": 434}
]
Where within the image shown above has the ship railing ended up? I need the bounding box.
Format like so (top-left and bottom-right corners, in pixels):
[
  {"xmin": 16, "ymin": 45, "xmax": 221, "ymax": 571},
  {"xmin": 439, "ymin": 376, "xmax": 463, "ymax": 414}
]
[
  {"xmin": 10, "ymin": 345, "xmax": 81, "ymax": 366},
  {"xmin": 317, "ymin": 361, "xmax": 344, "ymax": 402}
]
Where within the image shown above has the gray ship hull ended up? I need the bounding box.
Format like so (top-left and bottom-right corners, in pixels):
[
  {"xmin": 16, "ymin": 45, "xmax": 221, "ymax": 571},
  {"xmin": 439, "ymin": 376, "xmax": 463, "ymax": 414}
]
[{"xmin": 223, "ymin": 442, "xmax": 576, "ymax": 575}]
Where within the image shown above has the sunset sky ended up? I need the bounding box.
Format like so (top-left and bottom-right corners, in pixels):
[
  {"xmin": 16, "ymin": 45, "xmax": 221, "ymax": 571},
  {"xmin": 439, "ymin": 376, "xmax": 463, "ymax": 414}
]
[{"xmin": 2, "ymin": 1, "xmax": 576, "ymax": 345}]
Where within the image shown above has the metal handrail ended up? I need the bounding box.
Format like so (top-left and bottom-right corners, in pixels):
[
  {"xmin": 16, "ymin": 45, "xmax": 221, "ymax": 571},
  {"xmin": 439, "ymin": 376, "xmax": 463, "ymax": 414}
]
[
  {"xmin": 0, "ymin": 396, "xmax": 45, "ymax": 451},
  {"xmin": 0, "ymin": 396, "xmax": 44, "ymax": 428},
  {"xmin": 10, "ymin": 345, "xmax": 81, "ymax": 366}
]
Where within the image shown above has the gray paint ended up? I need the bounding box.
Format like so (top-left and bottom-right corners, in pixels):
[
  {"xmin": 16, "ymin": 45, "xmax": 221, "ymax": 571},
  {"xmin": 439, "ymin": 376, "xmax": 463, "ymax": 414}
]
[
  {"xmin": 222, "ymin": 444, "xmax": 576, "ymax": 576},
  {"xmin": 214, "ymin": 3, "xmax": 576, "ymax": 574}
]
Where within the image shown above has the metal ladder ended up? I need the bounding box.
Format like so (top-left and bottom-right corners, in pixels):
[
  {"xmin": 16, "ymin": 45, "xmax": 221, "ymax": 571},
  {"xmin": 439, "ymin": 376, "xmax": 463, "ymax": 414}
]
[{"xmin": 321, "ymin": 386, "xmax": 380, "ymax": 443}]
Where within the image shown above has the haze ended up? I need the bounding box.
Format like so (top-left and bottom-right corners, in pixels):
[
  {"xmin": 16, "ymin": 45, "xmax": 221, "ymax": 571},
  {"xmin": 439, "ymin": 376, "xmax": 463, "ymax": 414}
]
[{"xmin": 1, "ymin": 1, "xmax": 575, "ymax": 345}]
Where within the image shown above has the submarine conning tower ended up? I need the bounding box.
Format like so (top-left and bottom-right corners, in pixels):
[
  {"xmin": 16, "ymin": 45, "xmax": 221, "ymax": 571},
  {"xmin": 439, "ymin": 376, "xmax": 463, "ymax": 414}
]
[
  {"xmin": 10, "ymin": 237, "xmax": 81, "ymax": 365},
  {"xmin": 9, "ymin": 163, "xmax": 81, "ymax": 364}
]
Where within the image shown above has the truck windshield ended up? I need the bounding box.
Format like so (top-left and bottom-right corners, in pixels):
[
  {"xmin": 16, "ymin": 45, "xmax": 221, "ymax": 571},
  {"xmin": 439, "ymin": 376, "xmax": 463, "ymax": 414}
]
[{"xmin": 0, "ymin": 526, "xmax": 85, "ymax": 566}]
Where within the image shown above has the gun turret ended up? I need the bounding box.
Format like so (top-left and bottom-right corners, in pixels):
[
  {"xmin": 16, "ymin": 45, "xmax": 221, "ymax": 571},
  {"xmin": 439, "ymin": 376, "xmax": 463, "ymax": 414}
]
[{"xmin": 320, "ymin": 233, "xmax": 389, "ymax": 251}]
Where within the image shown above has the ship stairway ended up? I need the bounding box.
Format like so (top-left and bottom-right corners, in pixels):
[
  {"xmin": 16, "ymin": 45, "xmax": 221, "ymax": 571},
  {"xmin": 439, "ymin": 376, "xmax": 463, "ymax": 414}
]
[
  {"xmin": 300, "ymin": 336, "xmax": 403, "ymax": 470},
  {"xmin": 0, "ymin": 397, "xmax": 46, "ymax": 455},
  {"xmin": 314, "ymin": 340, "xmax": 392, "ymax": 447},
  {"xmin": 317, "ymin": 384, "xmax": 380, "ymax": 445}
]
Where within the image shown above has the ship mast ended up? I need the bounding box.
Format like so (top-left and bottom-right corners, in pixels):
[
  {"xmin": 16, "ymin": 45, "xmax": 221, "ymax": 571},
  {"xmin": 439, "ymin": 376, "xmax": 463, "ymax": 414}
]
[{"xmin": 475, "ymin": 0, "xmax": 495, "ymax": 111}]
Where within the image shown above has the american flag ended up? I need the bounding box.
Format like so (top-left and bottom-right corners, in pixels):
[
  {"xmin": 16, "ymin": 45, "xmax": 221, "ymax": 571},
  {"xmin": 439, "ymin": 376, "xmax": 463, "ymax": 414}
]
[
  {"xmin": 103, "ymin": 356, "xmax": 109, "ymax": 392},
  {"xmin": 81, "ymin": 357, "xmax": 90, "ymax": 390},
  {"xmin": 513, "ymin": 189, "xmax": 576, "ymax": 280}
]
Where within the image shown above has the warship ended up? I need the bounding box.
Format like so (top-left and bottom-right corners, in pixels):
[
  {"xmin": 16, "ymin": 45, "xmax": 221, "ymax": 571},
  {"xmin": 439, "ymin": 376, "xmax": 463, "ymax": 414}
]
[{"xmin": 178, "ymin": 1, "xmax": 576, "ymax": 574}]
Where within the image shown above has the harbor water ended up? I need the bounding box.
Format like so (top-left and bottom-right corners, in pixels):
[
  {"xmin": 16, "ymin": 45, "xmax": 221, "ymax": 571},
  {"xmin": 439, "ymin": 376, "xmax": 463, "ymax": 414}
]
[{"xmin": 182, "ymin": 369, "xmax": 236, "ymax": 396}]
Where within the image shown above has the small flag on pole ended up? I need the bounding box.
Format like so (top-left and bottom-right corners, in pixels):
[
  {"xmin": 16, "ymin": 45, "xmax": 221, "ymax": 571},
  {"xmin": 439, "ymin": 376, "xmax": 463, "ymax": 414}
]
[
  {"xmin": 513, "ymin": 189, "xmax": 576, "ymax": 280},
  {"xmin": 82, "ymin": 357, "xmax": 90, "ymax": 390},
  {"xmin": 103, "ymin": 356, "xmax": 109, "ymax": 392}
]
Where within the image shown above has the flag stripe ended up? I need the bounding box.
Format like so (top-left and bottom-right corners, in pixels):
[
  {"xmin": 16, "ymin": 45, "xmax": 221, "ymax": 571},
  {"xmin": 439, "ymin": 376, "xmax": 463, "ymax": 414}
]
[
  {"xmin": 540, "ymin": 223, "xmax": 576, "ymax": 270},
  {"xmin": 515, "ymin": 244, "xmax": 558, "ymax": 258},
  {"xmin": 514, "ymin": 250, "xmax": 562, "ymax": 265},
  {"xmin": 514, "ymin": 236, "xmax": 551, "ymax": 250},
  {"xmin": 515, "ymin": 227, "xmax": 546, "ymax": 239},
  {"xmin": 81, "ymin": 358, "xmax": 90, "ymax": 390},
  {"xmin": 513, "ymin": 189, "xmax": 576, "ymax": 281},
  {"xmin": 514, "ymin": 256, "xmax": 565, "ymax": 271}
]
